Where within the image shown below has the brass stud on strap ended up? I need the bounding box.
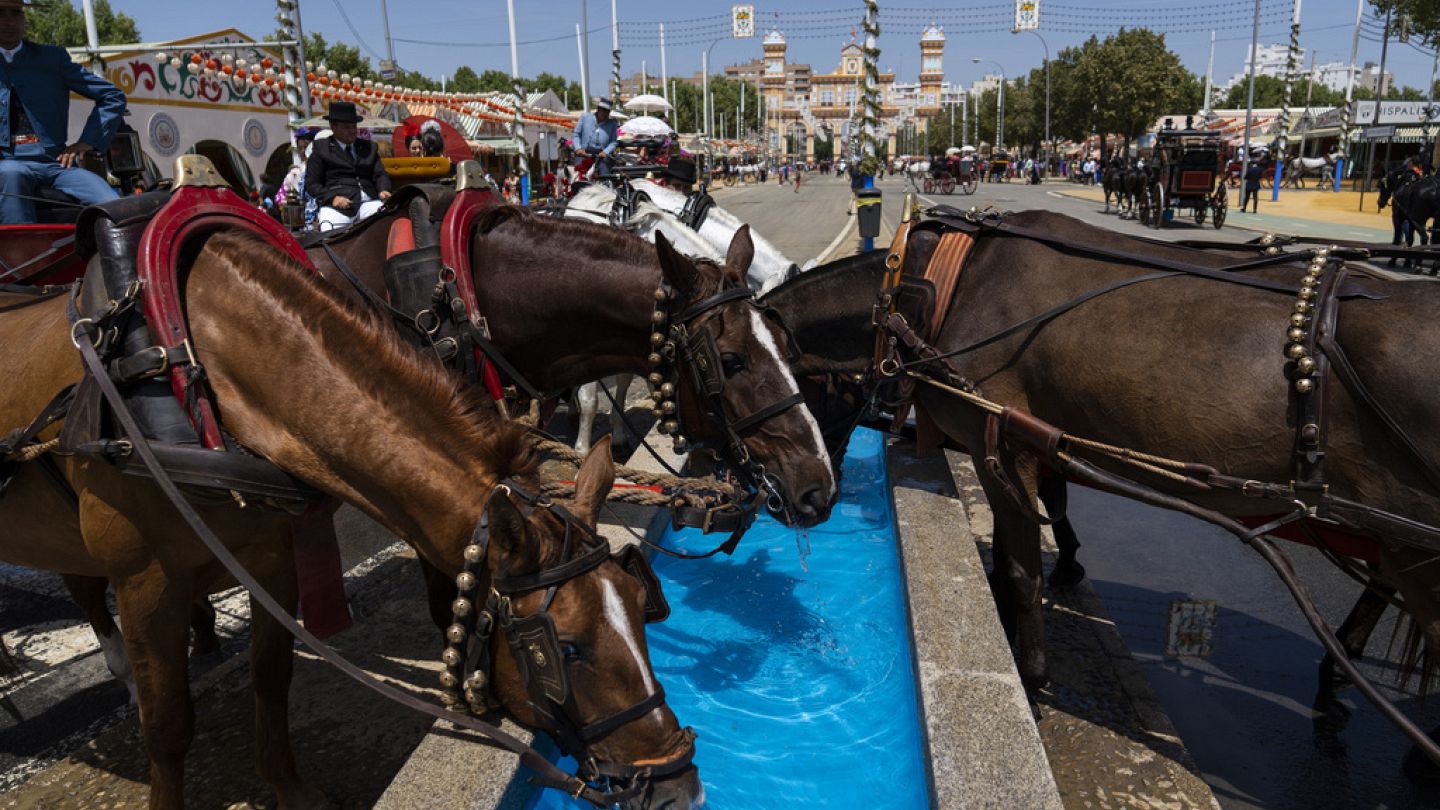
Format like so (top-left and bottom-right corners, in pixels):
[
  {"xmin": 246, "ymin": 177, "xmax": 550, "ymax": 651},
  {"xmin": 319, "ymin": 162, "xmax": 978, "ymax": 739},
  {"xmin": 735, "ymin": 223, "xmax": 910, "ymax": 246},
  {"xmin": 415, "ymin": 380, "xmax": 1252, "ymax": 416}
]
[
  {"xmin": 456, "ymin": 571, "xmax": 477, "ymax": 592},
  {"xmin": 464, "ymin": 544, "xmax": 484, "ymax": 564},
  {"xmin": 1297, "ymin": 356, "xmax": 1317, "ymax": 374},
  {"xmin": 1295, "ymin": 377, "xmax": 1316, "ymax": 393},
  {"xmin": 442, "ymin": 646, "xmax": 463, "ymax": 667},
  {"xmin": 1286, "ymin": 343, "xmax": 1308, "ymax": 360},
  {"xmin": 447, "ymin": 623, "xmax": 468, "ymax": 644},
  {"xmin": 452, "ymin": 597, "xmax": 473, "ymax": 618}
]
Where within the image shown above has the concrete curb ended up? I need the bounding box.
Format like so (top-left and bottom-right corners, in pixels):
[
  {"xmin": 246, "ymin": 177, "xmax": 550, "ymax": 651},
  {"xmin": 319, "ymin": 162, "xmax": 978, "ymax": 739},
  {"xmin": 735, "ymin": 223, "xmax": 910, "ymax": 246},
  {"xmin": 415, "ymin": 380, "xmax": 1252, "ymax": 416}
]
[{"xmin": 888, "ymin": 439, "xmax": 1064, "ymax": 810}]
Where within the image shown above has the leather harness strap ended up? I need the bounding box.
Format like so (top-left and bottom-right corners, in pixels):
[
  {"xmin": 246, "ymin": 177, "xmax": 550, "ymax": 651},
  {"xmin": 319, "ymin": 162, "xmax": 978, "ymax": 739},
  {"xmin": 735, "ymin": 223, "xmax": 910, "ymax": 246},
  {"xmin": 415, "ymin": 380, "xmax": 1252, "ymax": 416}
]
[{"xmin": 922, "ymin": 231, "xmax": 975, "ymax": 336}]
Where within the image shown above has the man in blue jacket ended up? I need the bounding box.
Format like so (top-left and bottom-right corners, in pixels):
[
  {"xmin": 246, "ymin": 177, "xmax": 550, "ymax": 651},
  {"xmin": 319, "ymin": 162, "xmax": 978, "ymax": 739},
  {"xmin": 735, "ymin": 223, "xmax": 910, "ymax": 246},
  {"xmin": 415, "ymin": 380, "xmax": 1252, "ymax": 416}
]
[
  {"xmin": 0, "ymin": 0, "xmax": 124, "ymax": 224},
  {"xmin": 571, "ymin": 97, "xmax": 618, "ymax": 177}
]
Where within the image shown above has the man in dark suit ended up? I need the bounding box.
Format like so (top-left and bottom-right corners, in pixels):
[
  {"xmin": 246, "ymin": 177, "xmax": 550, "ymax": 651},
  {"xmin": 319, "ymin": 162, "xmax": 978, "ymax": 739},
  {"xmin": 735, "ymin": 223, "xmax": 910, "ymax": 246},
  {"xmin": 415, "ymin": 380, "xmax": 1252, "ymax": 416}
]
[
  {"xmin": 304, "ymin": 101, "xmax": 391, "ymax": 230},
  {"xmin": 0, "ymin": 0, "xmax": 125, "ymax": 224}
]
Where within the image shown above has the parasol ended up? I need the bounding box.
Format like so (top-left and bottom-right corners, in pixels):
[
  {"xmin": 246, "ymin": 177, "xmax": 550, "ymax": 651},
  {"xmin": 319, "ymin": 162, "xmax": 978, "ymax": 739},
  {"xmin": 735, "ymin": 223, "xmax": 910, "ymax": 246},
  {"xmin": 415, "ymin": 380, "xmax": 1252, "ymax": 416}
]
[
  {"xmin": 619, "ymin": 115, "xmax": 674, "ymax": 139},
  {"xmin": 623, "ymin": 94, "xmax": 672, "ymax": 113}
]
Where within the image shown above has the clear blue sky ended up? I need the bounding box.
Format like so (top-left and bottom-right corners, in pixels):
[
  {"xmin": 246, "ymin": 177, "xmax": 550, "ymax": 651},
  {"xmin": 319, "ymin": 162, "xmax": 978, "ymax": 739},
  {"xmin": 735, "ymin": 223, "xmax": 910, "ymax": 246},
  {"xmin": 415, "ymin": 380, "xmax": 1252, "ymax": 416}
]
[{"xmin": 103, "ymin": 1, "xmax": 1437, "ymax": 97}]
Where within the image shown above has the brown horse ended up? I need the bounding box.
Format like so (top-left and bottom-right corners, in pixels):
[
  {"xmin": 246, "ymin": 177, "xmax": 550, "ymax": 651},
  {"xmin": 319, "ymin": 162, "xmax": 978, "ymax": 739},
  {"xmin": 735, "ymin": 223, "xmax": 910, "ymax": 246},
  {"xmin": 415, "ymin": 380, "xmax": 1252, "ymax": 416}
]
[
  {"xmin": 308, "ymin": 201, "xmax": 835, "ymax": 523},
  {"xmin": 0, "ymin": 230, "xmax": 700, "ymax": 809},
  {"xmin": 763, "ymin": 209, "xmax": 1440, "ymax": 765}
]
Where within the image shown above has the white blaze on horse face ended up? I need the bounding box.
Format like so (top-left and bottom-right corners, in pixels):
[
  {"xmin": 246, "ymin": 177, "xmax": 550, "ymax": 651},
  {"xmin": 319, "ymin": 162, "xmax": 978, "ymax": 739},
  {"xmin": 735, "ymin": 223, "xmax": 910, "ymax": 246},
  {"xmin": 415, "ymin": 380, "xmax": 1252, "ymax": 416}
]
[
  {"xmin": 601, "ymin": 576, "xmax": 657, "ymax": 695},
  {"xmin": 747, "ymin": 308, "xmax": 836, "ymax": 500}
]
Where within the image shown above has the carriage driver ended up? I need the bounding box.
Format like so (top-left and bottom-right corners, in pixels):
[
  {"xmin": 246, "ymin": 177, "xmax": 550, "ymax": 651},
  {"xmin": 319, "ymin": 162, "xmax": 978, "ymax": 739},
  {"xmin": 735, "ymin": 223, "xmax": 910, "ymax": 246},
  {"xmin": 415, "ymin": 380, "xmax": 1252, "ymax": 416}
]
[
  {"xmin": 655, "ymin": 157, "xmax": 696, "ymax": 194},
  {"xmin": 304, "ymin": 100, "xmax": 391, "ymax": 231},
  {"xmin": 572, "ymin": 97, "xmax": 618, "ymax": 177},
  {"xmin": 0, "ymin": 0, "xmax": 124, "ymax": 224}
]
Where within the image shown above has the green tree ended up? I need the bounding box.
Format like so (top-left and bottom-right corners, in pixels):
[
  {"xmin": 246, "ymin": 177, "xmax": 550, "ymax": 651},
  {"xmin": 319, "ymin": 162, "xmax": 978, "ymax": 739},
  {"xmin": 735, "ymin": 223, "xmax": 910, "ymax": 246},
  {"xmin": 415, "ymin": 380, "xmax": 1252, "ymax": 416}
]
[
  {"xmin": 26, "ymin": 0, "xmax": 138, "ymax": 47},
  {"xmin": 1370, "ymin": 1, "xmax": 1440, "ymax": 46},
  {"xmin": 305, "ymin": 32, "xmax": 372, "ymax": 80},
  {"xmin": 449, "ymin": 66, "xmax": 483, "ymax": 93},
  {"xmin": 1077, "ymin": 28, "xmax": 1191, "ymax": 150},
  {"xmin": 1221, "ymin": 75, "xmax": 1347, "ymax": 108}
]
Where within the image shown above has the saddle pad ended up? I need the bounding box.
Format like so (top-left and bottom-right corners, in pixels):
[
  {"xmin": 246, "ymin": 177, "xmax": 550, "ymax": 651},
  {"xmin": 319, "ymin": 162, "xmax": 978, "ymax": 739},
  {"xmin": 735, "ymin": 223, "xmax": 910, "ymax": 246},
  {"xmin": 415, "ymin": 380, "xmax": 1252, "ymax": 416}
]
[{"xmin": 922, "ymin": 230, "xmax": 975, "ymax": 338}]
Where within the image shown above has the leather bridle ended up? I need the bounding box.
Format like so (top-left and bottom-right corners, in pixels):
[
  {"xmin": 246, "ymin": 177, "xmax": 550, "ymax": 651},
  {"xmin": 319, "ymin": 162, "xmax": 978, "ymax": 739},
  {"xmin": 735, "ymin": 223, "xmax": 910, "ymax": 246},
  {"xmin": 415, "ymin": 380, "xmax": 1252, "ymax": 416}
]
[
  {"xmin": 440, "ymin": 479, "xmax": 696, "ymax": 805},
  {"xmin": 646, "ymin": 278, "xmax": 807, "ymax": 523}
]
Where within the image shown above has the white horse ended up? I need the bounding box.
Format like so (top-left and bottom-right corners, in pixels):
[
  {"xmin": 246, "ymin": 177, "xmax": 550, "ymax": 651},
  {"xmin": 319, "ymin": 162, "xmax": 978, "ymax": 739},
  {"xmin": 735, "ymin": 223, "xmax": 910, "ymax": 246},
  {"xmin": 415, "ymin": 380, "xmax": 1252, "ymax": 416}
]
[
  {"xmin": 1287, "ymin": 152, "xmax": 1338, "ymax": 188},
  {"xmin": 561, "ymin": 180, "xmax": 803, "ymax": 454}
]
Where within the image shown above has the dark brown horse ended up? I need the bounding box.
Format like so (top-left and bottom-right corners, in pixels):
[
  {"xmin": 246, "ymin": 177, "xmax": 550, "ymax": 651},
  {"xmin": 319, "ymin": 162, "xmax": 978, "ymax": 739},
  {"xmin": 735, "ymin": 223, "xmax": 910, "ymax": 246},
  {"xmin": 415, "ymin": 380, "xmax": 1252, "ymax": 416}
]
[
  {"xmin": 308, "ymin": 200, "xmax": 835, "ymax": 522},
  {"xmin": 0, "ymin": 230, "xmax": 700, "ymax": 809},
  {"xmin": 764, "ymin": 209, "xmax": 1440, "ymax": 767}
]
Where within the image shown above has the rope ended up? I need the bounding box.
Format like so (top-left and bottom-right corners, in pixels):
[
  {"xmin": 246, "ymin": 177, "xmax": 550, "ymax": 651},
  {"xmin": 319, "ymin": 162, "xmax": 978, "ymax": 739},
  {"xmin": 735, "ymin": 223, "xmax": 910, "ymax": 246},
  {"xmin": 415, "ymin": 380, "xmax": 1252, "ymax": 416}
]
[
  {"xmin": 528, "ymin": 437, "xmax": 740, "ymax": 508},
  {"xmin": 6, "ymin": 438, "xmax": 57, "ymax": 462}
]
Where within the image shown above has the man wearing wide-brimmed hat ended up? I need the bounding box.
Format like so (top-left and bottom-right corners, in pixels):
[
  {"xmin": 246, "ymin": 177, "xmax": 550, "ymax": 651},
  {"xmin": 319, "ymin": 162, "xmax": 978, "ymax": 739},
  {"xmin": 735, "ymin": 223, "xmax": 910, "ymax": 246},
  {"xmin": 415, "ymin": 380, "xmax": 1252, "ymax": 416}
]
[
  {"xmin": 571, "ymin": 96, "xmax": 618, "ymax": 177},
  {"xmin": 0, "ymin": 0, "xmax": 125, "ymax": 223},
  {"xmin": 304, "ymin": 100, "xmax": 391, "ymax": 230},
  {"xmin": 655, "ymin": 157, "xmax": 696, "ymax": 194}
]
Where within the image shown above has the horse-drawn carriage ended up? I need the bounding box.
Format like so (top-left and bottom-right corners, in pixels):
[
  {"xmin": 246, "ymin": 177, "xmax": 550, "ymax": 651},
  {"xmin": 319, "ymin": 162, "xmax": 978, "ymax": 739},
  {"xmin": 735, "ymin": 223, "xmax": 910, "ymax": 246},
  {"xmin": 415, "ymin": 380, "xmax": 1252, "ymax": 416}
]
[
  {"xmin": 1153, "ymin": 125, "xmax": 1227, "ymax": 229},
  {"xmin": 987, "ymin": 151, "xmax": 1011, "ymax": 183},
  {"xmin": 922, "ymin": 153, "xmax": 978, "ymax": 196}
]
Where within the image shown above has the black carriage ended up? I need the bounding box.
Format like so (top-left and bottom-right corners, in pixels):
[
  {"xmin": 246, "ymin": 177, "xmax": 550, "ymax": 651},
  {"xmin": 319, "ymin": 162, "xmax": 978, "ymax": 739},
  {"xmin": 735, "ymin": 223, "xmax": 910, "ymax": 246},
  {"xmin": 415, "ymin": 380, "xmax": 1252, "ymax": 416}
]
[
  {"xmin": 1152, "ymin": 125, "xmax": 1227, "ymax": 229},
  {"xmin": 922, "ymin": 154, "xmax": 978, "ymax": 196},
  {"xmin": 988, "ymin": 151, "xmax": 1011, "ymax": 183}
]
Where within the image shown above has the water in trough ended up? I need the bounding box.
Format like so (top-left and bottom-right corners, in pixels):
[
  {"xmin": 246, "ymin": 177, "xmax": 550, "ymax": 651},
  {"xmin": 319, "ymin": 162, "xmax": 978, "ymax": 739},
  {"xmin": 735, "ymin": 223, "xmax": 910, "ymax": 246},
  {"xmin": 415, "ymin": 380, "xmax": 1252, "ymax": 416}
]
[{"xmin": 523, "ymin": 428, "xmax": 930, "ymax": 807}]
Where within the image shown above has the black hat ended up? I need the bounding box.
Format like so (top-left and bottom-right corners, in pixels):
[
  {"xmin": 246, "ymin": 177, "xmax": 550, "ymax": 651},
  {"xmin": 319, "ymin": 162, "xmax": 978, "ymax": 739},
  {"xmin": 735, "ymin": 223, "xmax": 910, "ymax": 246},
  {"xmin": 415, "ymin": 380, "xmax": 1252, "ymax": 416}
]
[
  {"xmin": 661, "ymin": 158, "xmax": 696, "ymax": 186},
  {"xmin": 323, "ymin": 101, "xmax": 363, "ymax": 124}
]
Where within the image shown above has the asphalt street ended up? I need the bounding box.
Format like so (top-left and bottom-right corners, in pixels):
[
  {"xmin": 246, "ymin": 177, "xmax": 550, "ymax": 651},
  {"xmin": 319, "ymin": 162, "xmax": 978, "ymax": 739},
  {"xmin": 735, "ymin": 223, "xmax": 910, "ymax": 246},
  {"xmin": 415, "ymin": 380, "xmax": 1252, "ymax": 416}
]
[{"xmin": 2, "ymin": 173, "xmax": 1436, "ymax": 809}]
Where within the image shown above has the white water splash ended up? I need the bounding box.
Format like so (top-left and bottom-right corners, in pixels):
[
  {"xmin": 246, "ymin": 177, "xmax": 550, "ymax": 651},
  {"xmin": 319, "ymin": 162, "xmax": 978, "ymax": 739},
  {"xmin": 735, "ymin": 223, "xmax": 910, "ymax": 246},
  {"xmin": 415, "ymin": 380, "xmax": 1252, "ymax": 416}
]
[{"xmin": 794, "ymin": 527, "xmax": 811, "ymax": 572}]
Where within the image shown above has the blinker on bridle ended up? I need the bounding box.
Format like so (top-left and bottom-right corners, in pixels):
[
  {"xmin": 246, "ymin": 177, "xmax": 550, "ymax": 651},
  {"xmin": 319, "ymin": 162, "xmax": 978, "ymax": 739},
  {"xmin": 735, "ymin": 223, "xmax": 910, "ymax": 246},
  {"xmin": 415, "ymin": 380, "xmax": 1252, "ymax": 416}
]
[
  {"xmin": 645, "ymin": 277, "xmax": 806, "ymax": 521},
  {"xmin": 439, "ymin": 480, "xmax": 694, "ymax": 804}
]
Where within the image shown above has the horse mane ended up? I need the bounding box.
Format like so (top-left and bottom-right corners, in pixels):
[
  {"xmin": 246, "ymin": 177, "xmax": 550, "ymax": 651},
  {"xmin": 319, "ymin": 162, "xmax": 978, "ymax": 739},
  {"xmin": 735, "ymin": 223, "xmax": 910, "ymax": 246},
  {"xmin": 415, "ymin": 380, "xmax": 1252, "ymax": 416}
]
[
  {"xmin": 480, "ymin": 203, "xmax": 657, "ymax": 265},
  {"xmin": 764, "ymin": 247, "xmax": 883, "ymax": 300},
  {"xmin": 201, "ymin": 230, "xmax": 537, "ymax": 482}
]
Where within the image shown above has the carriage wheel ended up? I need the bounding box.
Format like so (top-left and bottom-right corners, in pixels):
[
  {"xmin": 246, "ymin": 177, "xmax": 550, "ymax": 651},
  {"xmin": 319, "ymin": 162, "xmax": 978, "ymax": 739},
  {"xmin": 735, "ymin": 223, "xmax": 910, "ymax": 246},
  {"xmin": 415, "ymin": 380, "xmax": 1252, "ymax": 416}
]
[
  {"xmin": 1194, "ymin": 205, "xmax": 1207, "ymax": 225},
  {"xmin": 962, "ymin": 178, "xmax": 977, "ymax": 195},
  {"xmin": 923, "ymin": 178, "xmax": 935, "ymax": 193},
  {"xmin": 1212, "ymin": 188, "xmax": 1227, "ymax": 229},
  {"xmin": 1152, "ymin": 187, "xmax": 1166, "ymax": 229},
  {"xmin": 941, "ymin": 176, "xmax": 956, "ymax": 195}
]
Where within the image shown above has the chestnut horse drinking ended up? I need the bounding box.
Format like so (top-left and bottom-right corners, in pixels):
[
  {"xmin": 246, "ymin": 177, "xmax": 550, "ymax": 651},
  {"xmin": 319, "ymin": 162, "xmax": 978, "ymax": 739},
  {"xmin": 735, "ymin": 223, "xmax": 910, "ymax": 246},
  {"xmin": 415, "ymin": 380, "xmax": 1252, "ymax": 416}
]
[
  {"xmin": 0, "ymin": 230, "xmax": 700, "ymax": 809},
  {"xmin": 763, "ymin": 209, "xmax": 1440, "ymax": 769}
]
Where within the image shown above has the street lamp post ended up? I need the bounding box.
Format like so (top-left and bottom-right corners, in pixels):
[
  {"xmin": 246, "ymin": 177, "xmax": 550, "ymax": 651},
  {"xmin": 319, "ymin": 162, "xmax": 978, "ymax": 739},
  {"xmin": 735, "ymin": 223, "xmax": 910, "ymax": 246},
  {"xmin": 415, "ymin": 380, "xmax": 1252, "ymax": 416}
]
[
  {"xmin": 1015, "ymin": 30, "xmax": 1050, "ymax": 170},
  {"xmin": 973, "ymin": 58, "xmax": 1005, "ymax": 153}
]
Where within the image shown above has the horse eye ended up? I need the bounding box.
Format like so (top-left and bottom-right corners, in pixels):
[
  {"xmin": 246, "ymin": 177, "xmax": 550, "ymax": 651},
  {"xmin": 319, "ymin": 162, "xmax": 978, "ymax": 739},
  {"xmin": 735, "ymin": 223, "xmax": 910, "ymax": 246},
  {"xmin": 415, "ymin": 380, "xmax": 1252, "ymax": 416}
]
[
  {"xmin": 720, "ymin": 352, "xmax": 747, "ymax": 376},
  {"xmin": 560, "ymin": 642, "xmax": 586, "ymax": 662}
]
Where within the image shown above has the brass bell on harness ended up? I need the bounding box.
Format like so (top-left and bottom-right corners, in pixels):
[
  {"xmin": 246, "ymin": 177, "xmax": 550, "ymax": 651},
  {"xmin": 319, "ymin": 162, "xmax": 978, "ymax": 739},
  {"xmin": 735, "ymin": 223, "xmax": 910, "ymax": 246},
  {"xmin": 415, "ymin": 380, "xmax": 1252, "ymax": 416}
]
[
  {"xmin": 648, "ymin": 352, "xmax": 663, "ymax": 365},
  {"xmin": 1297, "ymin": 356, "xmax": 1317, "ymax": 374},
  {"xmin": 1287, "ymin": 327, "xmax": 1306, "ymax": 342},
  {"xmin": 456, "ymin": 571, "xmax": 478, "ymax": 592},
  {"xmin": 1298, "ymin": 287, "xmax": 1316, "ymax": 301},
  {"xmin": 660, "ymin": 382, "xmax": 675, "ymax": 398},
  {"xmin": 464, "ymin": 543, "xmax": 484, "ymax": 564},
  {"xmin": 452, "ymin": 597, "xmax": 473, "ymax": 618},
  {"xmin": 654, "ymin": 287, "xmax": 670, "ymax": 302},
  {"xmin": 440, "ymin": 691, "xmax": 462, "ymax": 707},
  {"xmin": 673, "ymin": 437, "xmax": 690, "ymax": 453},
  {"xmin": 651, "ymin": 332, "xmax": 665, "ymax": 346},
  {"xmin": 442, "ymin": 646, "xmax": 463, "ymax": 667},
  {"xmin": 1294, "ymin": 301, "xmax": 1311, "ymax": 315},
  {"xmin": 1295, "ymin": 377, "xmax": 1316, "ymax": 393},
  {"xmin": 648, "ymin": 373, "xmax": 665, "ymax": 386},
  {"xmin": 1285, "ymin": 343, "xmax": 1308, "ymax": 360},
  {"xmin": 661, "ymin": 401, "xmax": 677, "ymax": 414},
  {"xmin": 652, "ymin": 310, "xmax": 667, "ymax": 324},
  {"xmin": 466, "ymin": 670, "xmax": 487, "ymax": 691},
  {"xmin": 1290, "ymin": 313, "xmax": 1308, "ymax": 328},
  {"xmin": 661, "ymin": 419, "xmax": 679, "ymax": 435},
  {"xmin": 439, "ymin": 671, "xmax": 460, "ymax": 689},
  {"xmin": 447, "ymin": 623, "xmax": 468, "ymax": 644}
]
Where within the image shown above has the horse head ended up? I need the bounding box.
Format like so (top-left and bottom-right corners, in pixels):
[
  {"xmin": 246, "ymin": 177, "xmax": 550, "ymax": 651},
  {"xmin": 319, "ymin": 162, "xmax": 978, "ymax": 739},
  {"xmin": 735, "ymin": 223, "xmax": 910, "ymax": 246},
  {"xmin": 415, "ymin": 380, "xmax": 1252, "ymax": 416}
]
[
  {"xmin": 478, "ymin": 437, "xmax": 703, "ymax": 809},
  {"xmin": 653, "ymin": 227, "xmax": 837, "ymax": 526}
]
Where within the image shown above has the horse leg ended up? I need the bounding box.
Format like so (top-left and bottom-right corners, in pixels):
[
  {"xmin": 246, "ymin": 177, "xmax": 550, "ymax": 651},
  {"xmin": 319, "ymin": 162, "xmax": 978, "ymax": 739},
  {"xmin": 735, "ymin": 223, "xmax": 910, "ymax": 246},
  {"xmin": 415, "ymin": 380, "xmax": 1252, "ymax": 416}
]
[
  {"xmin": 189, "ymin": 596, "xmax": 220, "ymax": 656},
  {"xmin": 112, "ymin": 566, "xmax": 197, "ymax": 810},
  {"xmin": 60, "ymin": 573, "xmax": 138, "ymax": 704},
  {"xmin": 977, "ymin": 458, "xmax": 1049, "ymax": 695},
  {"xmin": 248, "ymin": 551, "xmax": 326, "ymax": 809},
  {"xmin": 1038, "ymin": 476, "xmax": 1086, "ymax": 588},
  {"xmin": 573, "ymin": 381, "xmax": 598, "ymax": 455},
  {"xmin": 1313, "ymin": 572, "xmax": 1394, "ymax": 734},
  {"xmin": 607, "ymin": 373, "xmax": 636, "ymax": 453}
]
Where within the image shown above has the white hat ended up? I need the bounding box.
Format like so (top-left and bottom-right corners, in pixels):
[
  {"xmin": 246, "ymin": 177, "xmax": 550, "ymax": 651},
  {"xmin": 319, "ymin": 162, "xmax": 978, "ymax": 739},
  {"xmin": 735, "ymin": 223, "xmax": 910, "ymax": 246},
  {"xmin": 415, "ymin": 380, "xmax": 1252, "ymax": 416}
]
[{"xmin": 596, "ymin": 97, "xmax": 613, "ymax": 111}]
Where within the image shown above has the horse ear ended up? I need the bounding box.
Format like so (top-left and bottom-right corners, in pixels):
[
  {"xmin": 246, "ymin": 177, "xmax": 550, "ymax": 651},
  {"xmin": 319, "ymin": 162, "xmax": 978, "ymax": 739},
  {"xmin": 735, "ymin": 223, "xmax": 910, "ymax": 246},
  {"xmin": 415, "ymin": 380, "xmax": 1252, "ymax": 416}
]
[
  {"xmin": 571, "ymin": 435, "xmax": 616, "ymax": 527},
  {"xmin": 725, "ymin": 224, "xmax": 754, "ymax": 281},
  {"xmin": 656, "ymin": 231, "xmax": 703, "ymax": 300},
  {"xmin": 486, "ymin": 492, "xmax": 541, "ymax": 575}
]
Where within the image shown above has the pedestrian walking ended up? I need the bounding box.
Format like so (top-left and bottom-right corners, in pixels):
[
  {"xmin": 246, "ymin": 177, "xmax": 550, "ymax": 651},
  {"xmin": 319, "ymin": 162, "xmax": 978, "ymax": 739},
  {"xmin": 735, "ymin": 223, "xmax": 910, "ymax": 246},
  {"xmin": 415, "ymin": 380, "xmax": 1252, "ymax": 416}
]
[{"xmin": 1243, "ymin": 160, "xmax": 1262, "ymax": 213}]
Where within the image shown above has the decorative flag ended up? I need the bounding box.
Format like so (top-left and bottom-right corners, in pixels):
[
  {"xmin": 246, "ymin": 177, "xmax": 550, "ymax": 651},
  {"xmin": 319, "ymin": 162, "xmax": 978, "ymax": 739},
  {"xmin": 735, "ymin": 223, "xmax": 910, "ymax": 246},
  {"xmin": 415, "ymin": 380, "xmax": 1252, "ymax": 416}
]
[
  {"xmin": 732, "ymin": 5, "xmax": 755, "ymax": 38},
  {"xmin": 1014, "ymin": 0, "xmax": 1040, "ymax": 32}
]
